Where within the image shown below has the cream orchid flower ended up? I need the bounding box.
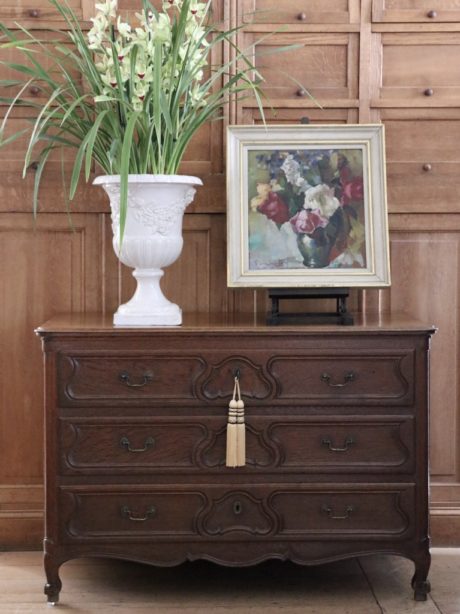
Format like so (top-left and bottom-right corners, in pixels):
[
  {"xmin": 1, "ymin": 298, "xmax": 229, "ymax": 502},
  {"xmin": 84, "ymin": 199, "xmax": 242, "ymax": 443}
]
[
  {"xmin": 117, "ymin": 17, "xmax": 132, "ymax": 39},
  {"xmin": 95, "ymin": 0, "xmax": 117, "ymax": 19}
]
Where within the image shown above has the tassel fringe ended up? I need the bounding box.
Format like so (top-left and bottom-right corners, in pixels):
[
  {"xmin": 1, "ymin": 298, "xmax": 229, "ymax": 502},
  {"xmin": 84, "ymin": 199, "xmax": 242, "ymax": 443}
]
[{"xmin": 226, "ymin": 377, "xmax": 245, "ymax": 467}]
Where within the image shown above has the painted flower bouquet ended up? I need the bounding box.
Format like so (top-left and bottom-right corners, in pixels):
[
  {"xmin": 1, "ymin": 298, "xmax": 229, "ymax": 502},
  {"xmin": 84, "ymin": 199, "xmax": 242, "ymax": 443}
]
[
  {"xmin": 249, "ymin": 149, "xmax": 366, "ymax": 270},
  {"xmin": 0, "ymin": 0, "xmax": 267, "ymax": 237}
]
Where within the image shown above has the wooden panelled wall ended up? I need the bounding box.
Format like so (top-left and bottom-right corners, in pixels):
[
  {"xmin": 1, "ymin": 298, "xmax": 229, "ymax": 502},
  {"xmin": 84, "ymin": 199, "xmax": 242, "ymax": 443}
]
[{"xmin": 0, "ymin": 0, "xmax": 459, "ymax": 547}]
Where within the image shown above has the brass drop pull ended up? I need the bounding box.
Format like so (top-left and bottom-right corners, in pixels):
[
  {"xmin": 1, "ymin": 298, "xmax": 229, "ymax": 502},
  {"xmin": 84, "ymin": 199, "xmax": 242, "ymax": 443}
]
[
  {"xmin": 233, "ymin": 500, "xmax": 243, "ymax": 515},
  {"xmin": 422, "ymin": 163, "xmax": 432, "ymax": 172},
  {"xmin": 321, "ymin": 436, "xmax": 354, "ymax": 453},
  {"xmin": 297, "ymin": 12, "xmax": 307, "ymax": 21},
  {"xmin": 121, "ymin": 505, "xmax": 156, "ymax": 522},
  {"xmin": 120, "ymin": 436, "xmax": 155, "ymax": 453},
  {"xmin": 119, "ymin": 371, "xmax": 153, "ymax": 388},
  {"xmin": 427, "ymin": 10, "xmax": 437, "ymax": 18},
  {"xmin": 321, "ymin": 504, "xmax": 354, "ymax": 520},
  {"xmin": 424, "ymin": 88, "xmax": 434, "ymax": 97},
  {"xmin": 320, "ymin": 372, "xmax": 356, "ymax": 388},
  {"xmin": 28, "ymin": 8, "xmax": 40, "ymax": 17}
]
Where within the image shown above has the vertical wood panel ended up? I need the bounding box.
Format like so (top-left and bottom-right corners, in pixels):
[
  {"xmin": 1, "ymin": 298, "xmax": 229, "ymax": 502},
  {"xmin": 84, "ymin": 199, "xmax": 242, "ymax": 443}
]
[
  {"xmin": 384, "ymin": 230, "xmax": 458, "ymax": 478},
  {"xmin": 0, "ymin": 214, "xmax": 103, "ymax": 545}
]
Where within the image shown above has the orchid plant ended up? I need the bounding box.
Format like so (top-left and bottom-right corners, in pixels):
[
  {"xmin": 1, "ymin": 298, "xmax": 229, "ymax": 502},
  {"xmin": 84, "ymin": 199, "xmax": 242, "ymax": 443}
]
[{"xmin": 0, "ymin": 0, "xmax": 268, "ymax": 238}]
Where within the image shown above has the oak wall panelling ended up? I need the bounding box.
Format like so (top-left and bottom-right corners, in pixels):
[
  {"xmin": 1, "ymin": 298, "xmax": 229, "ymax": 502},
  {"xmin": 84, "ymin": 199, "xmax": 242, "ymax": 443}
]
[
  {"xmin": 2, "ymin": 0, "xmax": 460, "ymax": 548},
  {"xmin": 372, "ymin": 0, "xmax": 460, "ymax": 23},
  {"xmin": 239, "ymin": 0, "xmax": 360, "ymax": 25},
  {"xmin": 367, "ymin": 0, "xmax": 460, "ymax": 543},
  {"xmin": 0, "ymin": 213, "xmax": 104, "ymax": 547}
]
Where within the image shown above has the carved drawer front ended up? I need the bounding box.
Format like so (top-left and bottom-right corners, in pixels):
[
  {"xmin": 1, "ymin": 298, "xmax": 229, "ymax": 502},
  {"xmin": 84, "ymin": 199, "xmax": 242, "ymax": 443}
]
[
  {"xmin": 242, "ymin": 32, "xmax": 359, "ymax": 102},
  {"xmin": 378, "ymin": 33, "xmax": 460, "ymax": 103},
  {"xmin": 268, "ymin": 351, "xmax": 414, "ymax": 405},
  {"xmin": 59, "ymin": 416, "xmax": 414, "ymax": 476},
  {"xmin": 199, "ymin": 491, "xmax": 278, "ymax": 537},
  {"xmin": 372, "ymin": 0, "xmax": 460, "ymax": 23},
  {"xmin": 60, "ymin": 489, "xmax": 206, "ymax": 540},
  {"xmin": 269, "ymin": 419, "xmax": 414, "ymax": 473},
  {"xmin": 383, "ymin": 115, "xmax": 460, "ymax": 213},
  {"xmin": 59, "ymin": 419, "xmax": 208, "ymax": 474},
  {"xmin": 240, "ymin": 0, "xmax": 357, "ymax": 24},
  {"xmin": 271, "ymin": 486, "xmax": 414, "ymax": 537},
  {"xmin": 58, "ymin": 354, "xmax": 206, "ymax": 405}
]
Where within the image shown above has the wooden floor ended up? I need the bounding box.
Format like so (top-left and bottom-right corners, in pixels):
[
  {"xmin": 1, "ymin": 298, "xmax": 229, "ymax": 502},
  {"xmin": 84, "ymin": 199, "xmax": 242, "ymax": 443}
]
[{"xmin": 0, "ymin": 548, "xmax": 459, "ymax": 613}]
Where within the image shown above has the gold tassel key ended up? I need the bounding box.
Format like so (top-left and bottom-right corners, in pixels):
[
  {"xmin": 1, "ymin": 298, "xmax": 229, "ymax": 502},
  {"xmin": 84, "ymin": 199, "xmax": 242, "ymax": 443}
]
[{"xmin": 226, "ymin": 376, "xmax": 246, "ymax": 468}]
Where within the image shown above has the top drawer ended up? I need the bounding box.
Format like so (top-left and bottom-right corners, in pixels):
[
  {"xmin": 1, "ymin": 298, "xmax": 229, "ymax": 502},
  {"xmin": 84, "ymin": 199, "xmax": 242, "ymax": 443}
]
[
  {"xmin": 373, "ymin": 0, "xmax": 460, "ymax": 22},
  {"xmin": 58, "ymin": 354, "xmax": 206, "ymax": 405},
  {"xmin": 58, "ymin": 348, "xmax": 415, "ymax": 407},
  {"xmin": 240, "ymin": 0, "xmax": 357, "ymax": 24}
]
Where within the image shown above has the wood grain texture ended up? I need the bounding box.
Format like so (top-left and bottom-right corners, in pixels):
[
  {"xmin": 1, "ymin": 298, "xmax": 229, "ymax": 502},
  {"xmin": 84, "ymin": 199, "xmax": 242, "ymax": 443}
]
[
  {"xmin": 2, "ymin": 0, "xmax": 460, "ymax": 550},
  {"xmin": 36, "ymin": 316, "xmax": 434, "ymax": 603},
  {"xmin": 0, "ymin": 214, "xmax": 103, "ymax": 477},
  {"xmin": 241, "ymin": 0, "xmax": 361, "ymax": 24},
  {"xmin": 372, "ymin": 0, "xmax": 460, "ymax": 23}
]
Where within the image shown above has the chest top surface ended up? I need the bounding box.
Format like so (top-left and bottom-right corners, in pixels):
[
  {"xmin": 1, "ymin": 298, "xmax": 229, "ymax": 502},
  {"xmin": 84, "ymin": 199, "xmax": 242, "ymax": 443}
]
[{"xmin": 36, "ymin": 312, "xmax": 436, "ymax": 339}]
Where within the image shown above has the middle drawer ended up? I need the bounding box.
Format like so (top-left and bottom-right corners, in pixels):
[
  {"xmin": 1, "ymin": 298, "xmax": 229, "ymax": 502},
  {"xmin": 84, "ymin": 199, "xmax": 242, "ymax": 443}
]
[{"xmin": 59, "ymin": 416, "xmax": 415, "ymax": 475}]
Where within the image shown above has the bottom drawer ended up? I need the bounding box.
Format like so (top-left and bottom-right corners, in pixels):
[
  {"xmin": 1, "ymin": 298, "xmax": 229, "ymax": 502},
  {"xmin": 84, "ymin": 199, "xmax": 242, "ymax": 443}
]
[
  {"xmin": 62, "ymin": 489, "xmax": 207, "ymax": 539},
  {"xmin": 270, "ymin": 486, "xmax": 414, "ymax": 536},
  {"xmin": 59, "ymin": 484, "xmax": 415, "ymax": 541}
]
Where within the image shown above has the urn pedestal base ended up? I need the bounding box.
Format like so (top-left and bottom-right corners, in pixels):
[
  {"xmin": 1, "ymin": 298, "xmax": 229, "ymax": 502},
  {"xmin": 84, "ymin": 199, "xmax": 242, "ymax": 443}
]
[{"xmin": 113, "ymin": 269, "xmax": 182, "ymax": 327}]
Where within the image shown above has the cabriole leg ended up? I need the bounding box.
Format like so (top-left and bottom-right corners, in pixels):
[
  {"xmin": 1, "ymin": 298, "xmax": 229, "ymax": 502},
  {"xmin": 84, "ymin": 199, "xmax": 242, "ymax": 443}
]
[
  {"xmin": 44, "ymin": 552, "xmax": 62, "ymax": 605},
  {"xmin": 411, "ymin": 549, "xmax": 431, "ymax": 601}
]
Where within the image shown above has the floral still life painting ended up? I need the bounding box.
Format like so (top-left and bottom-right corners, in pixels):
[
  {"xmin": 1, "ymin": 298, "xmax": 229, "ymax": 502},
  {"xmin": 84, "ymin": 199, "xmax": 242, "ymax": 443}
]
[
  {"xmin": 227, "ymin": 125, "xmax": 390, "ymax": 288},
  {"xmin": 248, "ymin": 148, "xmax": 366, "ymax": 271}
]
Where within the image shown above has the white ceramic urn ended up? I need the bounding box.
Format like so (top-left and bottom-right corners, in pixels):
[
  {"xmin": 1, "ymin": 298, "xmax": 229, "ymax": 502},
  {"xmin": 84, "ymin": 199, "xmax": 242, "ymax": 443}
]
[{"xmin": 94, "ymin": 174, "xmax": 202, "ymax": 326}]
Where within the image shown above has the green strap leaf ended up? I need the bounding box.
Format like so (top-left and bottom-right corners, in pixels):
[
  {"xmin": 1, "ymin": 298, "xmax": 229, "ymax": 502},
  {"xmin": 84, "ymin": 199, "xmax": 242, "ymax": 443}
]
[
  {"xmin": 84, "ymin": 110, "xmax": 109, "ymax": 181},
  {"xmin": 119, "ymin": 112, "xmax": 140, "ymax": 244}
]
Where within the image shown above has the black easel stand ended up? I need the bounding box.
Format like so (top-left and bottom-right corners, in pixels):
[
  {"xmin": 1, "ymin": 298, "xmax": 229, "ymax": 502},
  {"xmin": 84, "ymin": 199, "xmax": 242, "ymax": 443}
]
[{"xmin": 267, "ymin": 288, "xmax": 354, "ymax": 326}]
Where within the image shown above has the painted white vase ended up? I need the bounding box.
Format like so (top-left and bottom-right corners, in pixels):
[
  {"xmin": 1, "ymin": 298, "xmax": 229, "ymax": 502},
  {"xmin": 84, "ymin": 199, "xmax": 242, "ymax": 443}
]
[{"xmin": 94, "ymin": 174, "xmax": 202, "ymax": 326}]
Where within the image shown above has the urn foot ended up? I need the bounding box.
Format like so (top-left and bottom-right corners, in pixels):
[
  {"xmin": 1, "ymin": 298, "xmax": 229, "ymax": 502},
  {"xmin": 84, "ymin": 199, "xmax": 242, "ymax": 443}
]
[{"xmin": 113, "ymin": 269, "xmax": 182, "ymax": 327}]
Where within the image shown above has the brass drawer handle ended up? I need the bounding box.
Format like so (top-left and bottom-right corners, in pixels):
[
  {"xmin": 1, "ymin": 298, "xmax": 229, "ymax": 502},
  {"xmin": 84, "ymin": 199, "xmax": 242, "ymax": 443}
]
[
  {"xmin": 28, "ymin": 8, "xmax": 40, "ymax": 17},
  {"xmin": 297, "ymin": 12, "xmax": 307, "ymax": 21},
  {"xmin": 119, "ymin": 371, "xmax": 153, "ymax": 388},
  {"xmin": 29, "ymin": 86, "xmax": 40, "ymax": 96},
  {"xmin": 320, "ymin": 372, "xmax": 356, "ymax": 388},
  {"xmin": 321, "ymin": 504, "xmax": 354, "ymax": 520},
  {"xmin": 296, "ymin": 88, "xmax": 308, "ymax": 97},
  {"xmin": 423, "ymin": 163, "xmax": 432, "ymax": 172},
  {"xmin": 321, "ymin": 436, "xmax": 354, "ymax": 452},
  {"xmin": 424, "ymin": 88, "xmax": 434, "ymax": 97},
  {"xmin": 120, "ymin": 436, "xmax": 155, "ymax": 453},
  {"xmin": 427, "ymin": 10, "xmax": 437, "ymax": 18},
  {"xmin": 121, "ymin": 505, "xmax": 156, "ymax": 522}
]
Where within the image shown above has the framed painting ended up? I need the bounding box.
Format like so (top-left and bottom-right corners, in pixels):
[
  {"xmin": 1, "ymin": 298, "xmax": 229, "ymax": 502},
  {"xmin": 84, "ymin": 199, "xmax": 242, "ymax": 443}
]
[{"xmin": 227, "ymin": 125, "xmax": 390, "ymax": 288}]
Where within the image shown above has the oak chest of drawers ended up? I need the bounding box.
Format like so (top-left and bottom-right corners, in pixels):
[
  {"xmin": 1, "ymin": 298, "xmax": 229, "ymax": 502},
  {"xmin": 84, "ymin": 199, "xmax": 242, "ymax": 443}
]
[{"xmin": 36, "ymin": 313, "xmax": 436, "ymax": 604}]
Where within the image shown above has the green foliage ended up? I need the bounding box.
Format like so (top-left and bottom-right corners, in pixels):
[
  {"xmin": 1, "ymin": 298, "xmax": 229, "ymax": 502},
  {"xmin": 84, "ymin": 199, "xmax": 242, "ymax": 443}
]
[{"xmin": 0, "ymin": 0, "xmax": 273, "ymax": 240}]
